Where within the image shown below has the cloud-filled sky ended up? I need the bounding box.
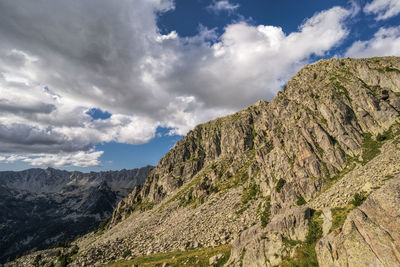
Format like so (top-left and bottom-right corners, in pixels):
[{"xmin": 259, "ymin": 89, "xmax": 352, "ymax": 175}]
[{"xmin": 0, "ymin": 0, "xmax": 399, "ymax": 171}]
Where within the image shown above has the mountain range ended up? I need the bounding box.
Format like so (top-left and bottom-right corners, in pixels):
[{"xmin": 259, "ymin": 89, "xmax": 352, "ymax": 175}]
[{"xmin": 0, "ymin": 166, "xmax": 152, "ymax": 263}]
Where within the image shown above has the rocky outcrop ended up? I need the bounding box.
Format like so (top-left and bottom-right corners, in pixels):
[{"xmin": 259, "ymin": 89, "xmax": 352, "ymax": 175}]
[
  {"xmin": 227, "ymin": 206, "xmax": 311, "ymax": 267},
  {"xmin": 0, "ymin": 166, "xmax": 152, "ymax": 263},
  {"xmin": 316, "ymin": 176, "xmax": 400, "ymax": 266}
]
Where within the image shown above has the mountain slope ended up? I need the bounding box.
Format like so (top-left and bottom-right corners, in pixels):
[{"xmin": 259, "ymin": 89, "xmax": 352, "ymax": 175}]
[
  {"xmin": 0, "ymin": 166, "xmax": 152, "ymax": 263},
  {"xmin": 6, "ymin": 56, "xmax": 400, "ymax": 267}
]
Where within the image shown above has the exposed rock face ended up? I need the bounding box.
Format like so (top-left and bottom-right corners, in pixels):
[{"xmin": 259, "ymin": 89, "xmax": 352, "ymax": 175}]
[
  {"xmin": 227, "ymin": 206, "xmax": 311, "ymax": 267},
  {"xmin": 316, "ymin": 176, "xmax": 400, "ymax": 266},
  {"xmin": 114, "ymin": 57, "xmax": 400, "ymax": 221},
  {"xmin": 0, "ymin": 166, "xmax": 152, "ymax": 263},
  {"xmin": 6, "ymin": 57, "xmax": 400, "ymax": 267}
]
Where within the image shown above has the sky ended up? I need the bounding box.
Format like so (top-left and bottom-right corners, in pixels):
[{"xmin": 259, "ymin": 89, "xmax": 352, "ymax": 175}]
[{"xmin": 0, "ymin": 0, "xmax": 399, "ymax": 172}]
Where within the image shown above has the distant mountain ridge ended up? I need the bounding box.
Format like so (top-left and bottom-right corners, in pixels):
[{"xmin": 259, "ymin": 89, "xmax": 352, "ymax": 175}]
[{"xmin": 0, "ymin": 166, "xmax": 152, "ymax": 263}]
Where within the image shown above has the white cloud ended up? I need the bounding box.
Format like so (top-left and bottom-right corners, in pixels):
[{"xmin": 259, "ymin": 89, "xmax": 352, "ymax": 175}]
[
  {"xmin": 364, "ymin": 0, "xmax": 400, "ymax": 20},
  {"xmin": 208, "ymin": 1, "xmax": 240, "ymax": 13},
  {"xmin": 0, "ymin": 155, "xmax": 27, "ymax": 163},
  {"xmin": 345, "ymin": 26, "xmax": 400, "ymax": 57},
  {"xmin": 0, "ymin": 151, "xmax": 103, "ymax": 167},
  {"xmin": 162, "ymin": 6, "xmax": 351, "ymax": 118},
  {"xmin": 24, "ymin": 151, "xmax": 104, "ymax": 167},
  {"xmin": 0, "ymin": 1, "xmax": 353, "ymax": 167}
]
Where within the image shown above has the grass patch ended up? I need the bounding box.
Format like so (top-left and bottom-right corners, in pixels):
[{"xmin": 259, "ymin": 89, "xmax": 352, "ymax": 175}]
[
  {"xmin": 251, "ymin": 124, "xmax": 257, "ymax": 139},
  {"xmin": 296, "ymin": 195, "xmax": 307, "ymax": 206},
  {"xmin": 240, "ymin": 183, "xmax": 259, "ymax": 205},
  {"xmin": 213, "ymin": 151, "xmax": 256, "ymax": 192},
  {"xmin": 281, "ymin": 210, "xmax": 323, "ymax": 267},
  {"xmin": 330, "ymin": 192, "xmax": 369, "ymax": 232},
  {"xmin": 158, "ymin": 176, "xmax": 201, "ymax": 211},
  {"xmin": 331, "ymin": 205, "xmax": 353, "ymax": 231},
  {"xmin": 105, "ymin": 244, "xmax": 231, "ymax": 267},
  {"xmin": 383, "ymin": 174, "xmax": 394, "ymax": 181},
  {"xmin": 134, "ymin": 202, "xmax": 155, "ymax": 212},
  {"xmin": 350, "ymin": 191, "xmax": 367, "ymax": 207},
  {"xmin": 276, "ymin": 178, "xmax": 286, "ymax": 193},
  {"xmin": 361, "ymin": 132, "xmax": 384, "ymax": 165},
  {"xmin": 259, "ymin": 196, "xmax": 271, "ymax": 228}
]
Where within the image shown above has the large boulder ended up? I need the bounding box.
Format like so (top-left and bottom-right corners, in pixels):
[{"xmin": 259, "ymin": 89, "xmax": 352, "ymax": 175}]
[
  {"xmin": 226, "ymin": 206, "xmax": 311, "ymax": 267},
  {"xmin": 316, "ymin": 176, "xmax": 400, "ymax": 266}
]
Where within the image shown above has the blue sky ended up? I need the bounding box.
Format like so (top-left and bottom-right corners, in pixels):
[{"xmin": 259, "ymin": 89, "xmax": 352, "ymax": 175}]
[{"xmin": 0, "ymin": 0, "xmax": 399, "ymax": 171}]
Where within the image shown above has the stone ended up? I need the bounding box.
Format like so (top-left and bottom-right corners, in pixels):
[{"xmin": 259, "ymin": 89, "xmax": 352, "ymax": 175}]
[
  {"xmin": 209, "ymin": 254, "xmax": 223, "ymax": 266},
  {"xmin": 316, "ymin": 176, "xmax": 400, "ymax": 266}
]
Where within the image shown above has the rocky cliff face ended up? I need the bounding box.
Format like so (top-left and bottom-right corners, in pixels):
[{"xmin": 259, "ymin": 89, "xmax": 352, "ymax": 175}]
[
  {"xmin": 6, "ymin": 56, "xmax": 400, "ymax": 267},
  {"xmin": 316, "ymin": 176, "xmax": 400, "ymax": 266},
  {"xmin": 110, "ymin": 56, "xmax": 400, "ymax": 224},
  {"xmin": 0, "ymin": 166, "xmax": 152, "ymax": 263}
]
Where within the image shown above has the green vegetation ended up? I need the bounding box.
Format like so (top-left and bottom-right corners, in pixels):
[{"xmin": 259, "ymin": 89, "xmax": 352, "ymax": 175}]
[
  {"xmin": 350, "ymin": 191, "xmax": 367, "ymax": 207},
  {"xmin": 310, "ymin": 92, "xmax": 320, "ymax": 99},
  {"xmin": 361, "ymin": 133, "xmax": 383, "ymax": 165},
  {"xmin": 282, "ymin": 211, "xmax": 323, "ymax": 267},
  {"xmin": 333, "ymin": 82, "xmax": 350, "ymax": 100},
  {"xmin": 374, "ymin": 66, "xmax": 400, "ymax": 74},
  {"xmin": 241, "ymin": 183, "xmax": 259, "ymax": 205},
  {"xmin": 319, "ymin": 125, "xmax": 397, "ymax": 199},
  {"xmin": 159, "ymin": 176, "xmax": 201, "ymax": 210},
  {"xmin": 123, "ymin": 199, "xmax": 155, "ymax": 216},
  {"xmin": 276, "ymin": 178, "xmax": 286, "ymax": 193},
  {"xmin": 96, "ymin": 218, "xmax": 110, "ymax": 234},
  {"xmin": 296, "ymin": 195, "xmax": 307, "ymax": 206},
  {"xmin": 282, "ymin": 236, "xmax": 301, "ymax": 248},
  {"xmin": 57, "ymin": 245, "xmax": 79, "ymax": 267},
  {"xmin": 383, "ymin": 174, "xmax": 394, "ymax": 181},
  {"xmin": 59, "ymin": 254, "xmax": 68, "ymax": 267},
  {"xmin": 259, "ymin": 196, "xmax": 271, "ymax": 228},
  {"xmin": 122, "ymin": 250, "xmax": 131, "ymax": 259},
  {"xmin": 239, "ymin": 248, "xmax": 246, "ymax": 267},
  {"xmin": 360, "ymin": 126, "xmax": 395, "ymax": 165},
  {"xmin": 213, "ymin": 152, "xmax": 255, "ymax": 192},
  {"xmin": 33, "ymin": 254, "xmax": 41, "ymax": 267},
  {"xmin": 265, "ymin": 141, "xmax": 274, "ymax": 154},
  {"xmin": 313, "ymin": 73, "xmax": 317, "ymax": 80},
  {"xmin": 105, "ymin": 244, "xmax": 231, "ymax": 267},
  {"xmin": 331, "ymin": 205, "xmax": 353, "ymax": 231},
  {"xmin": 186, "ymin": 155, "xmax": 199, "ymax": 163},
  {"xmin": 251, "ymin": 124, "xmax": 257, "ymax": 139}
]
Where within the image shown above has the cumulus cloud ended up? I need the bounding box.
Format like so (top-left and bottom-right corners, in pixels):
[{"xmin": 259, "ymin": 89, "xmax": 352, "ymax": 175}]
[
  {"xmin": 364, "ymin": 0, "xmax": 400, "ymax": 20},
  {"xmin": 0, "ymin": 151, "xmax": 103, "ymax": 167},
  {"xmin": 208, "ymin": 1, "xmax": 240, "ymax": 13},
  {"xmin": 0, "ymin": 0, "xmax": 353, "ymax": 167},
  {"xmin": 164, "ymin": 6, "xmax": 351, "ymax": 113},
  {"xmin": 345, "ymin": 26, "xmax": 400, "ymax": 57}
]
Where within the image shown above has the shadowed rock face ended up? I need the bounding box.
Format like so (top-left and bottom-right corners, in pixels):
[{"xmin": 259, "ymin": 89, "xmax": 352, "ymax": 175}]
[
  {"xmin": 0, "ymin": 166, "xmax": 152, "ymax": 263},
  {"xmin": 6, "ymin": 57, "xmax": 400, "ymax": 267}
]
